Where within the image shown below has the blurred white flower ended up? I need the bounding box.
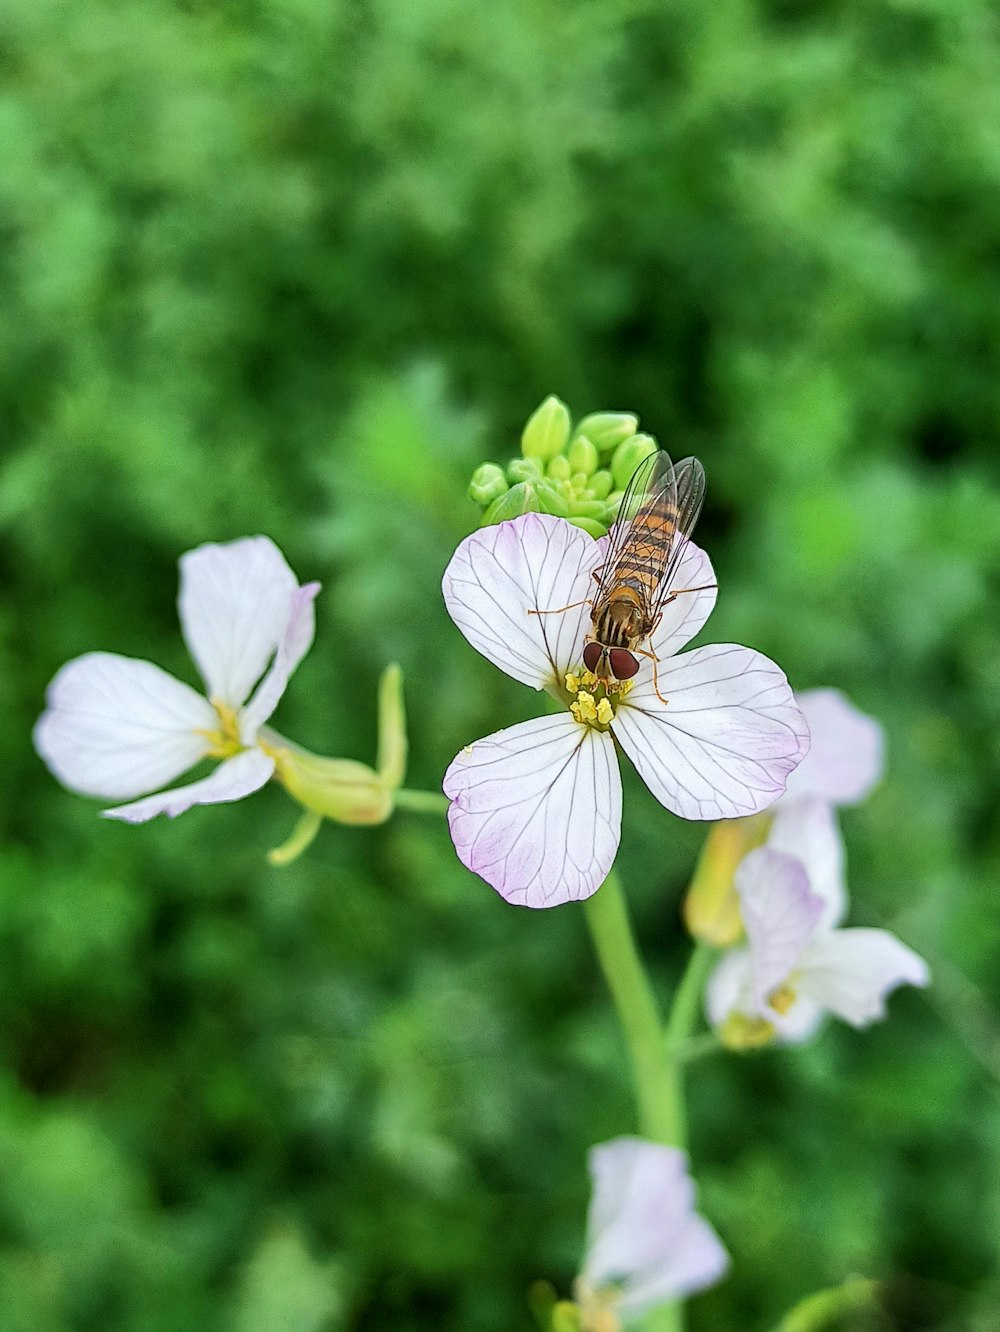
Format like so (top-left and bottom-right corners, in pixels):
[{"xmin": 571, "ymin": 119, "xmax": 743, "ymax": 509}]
[
  {"xmin": 34, "ymin": 537, "xmax": 319, "ymax": 823},
  {"xmin": 706, "ymin": 848, "xmax": 929, "ymax": 1047},
  {"xmin": 441, "ymin": 513, "xmax": 808, "ymax": 907},
  {"xmin": 576, "ymin": 1137, "xmax": 728, "ymax": 1324}
]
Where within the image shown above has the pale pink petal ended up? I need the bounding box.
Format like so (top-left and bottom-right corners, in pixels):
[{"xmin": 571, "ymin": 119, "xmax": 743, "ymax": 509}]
[
  {"xmin": 443, "ymin": 714, "xmax": 620, "ymax": 908},
  {"xmin": 584, "ymin": 1139, "xmax": 727, "ymax": 1314},
  {"xmin": 737, "ymin": 848, "xmax": 824, "ymax": 1012},
  {"xmin": 611, "ymin": 645, "xmax": 809, "ymax": 821},
  {"xmin": 441, "ymin": 514, "xmax": 600, "ymax": 689},
  {"xmin": 179, "ymin": 537, "xmax": 300, "ymax": 708},
  {"xmin": 767, "ymin": 796, "xmax": 846, "ymax": 929},
  {"xmin": 238, "ymin": 581, "xmax": 321, "ymax": 742},
  {"xmin": 34, "ymin": 653, "xmax": 214, "ymax": 800},
  {"xmin": 782, "ymin": 689, "xmax": 884, "ymax": 807},
  {"xmin": 102, "ymin": 747, "xmax": 275, "ymax": 823},
  {"xmin": 705, "ymin": 949, "xmax": 752, "ymax": 1029},
  {"xmin": 647, "ymin": 541, "xmax": 717, "ymax": 660},
  {"xmin": 799, "ymin": 928, "xmax": 930, "ymax": 1026}
]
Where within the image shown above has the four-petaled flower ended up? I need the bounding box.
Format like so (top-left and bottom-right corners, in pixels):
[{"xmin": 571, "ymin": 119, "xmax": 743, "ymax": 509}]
[
  {"xmin": 706, "ymin": 846, "xmax": 929, "ymax": 1046},
  {"xmin": 441, "ymin": 513, "xmax": 809, "ymax": 907},
  {"xmin": 576, "ymin": 1137, "xmax": 728, "ymax": 1326},
  {"xmin": 34, "ymin": 537, "xmax": 319, "ymax": 823}
]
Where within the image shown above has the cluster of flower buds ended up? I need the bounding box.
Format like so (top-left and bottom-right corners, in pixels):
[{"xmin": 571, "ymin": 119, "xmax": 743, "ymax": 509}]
[{"xmin": 467, "ymin": 396, "xmax": 658, "ymax": 538}]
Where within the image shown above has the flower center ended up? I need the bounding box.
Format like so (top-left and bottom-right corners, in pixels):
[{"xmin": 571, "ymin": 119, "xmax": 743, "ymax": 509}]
[
  {"xmin": 198, "ymin": 698, "xmax": 244, "ymax": 759},
  {"xmin": 767, "ymin": 982, "xmax": 798, "ymax": 1016},
  {"xmin": 565, "ymin": 669, "xmax": 631, "ymax": 730}
]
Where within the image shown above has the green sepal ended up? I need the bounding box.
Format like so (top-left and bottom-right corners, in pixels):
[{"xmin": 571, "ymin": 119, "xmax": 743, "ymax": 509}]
[{"xmin": 481, "ymin": 481, "xmax": 542, "ymax": 526}]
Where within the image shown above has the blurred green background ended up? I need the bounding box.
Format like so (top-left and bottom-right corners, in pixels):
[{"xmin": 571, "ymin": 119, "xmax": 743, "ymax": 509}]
[{"xmin": 3, "ymin": 0, "xmax": 999, "ymax": 1328}]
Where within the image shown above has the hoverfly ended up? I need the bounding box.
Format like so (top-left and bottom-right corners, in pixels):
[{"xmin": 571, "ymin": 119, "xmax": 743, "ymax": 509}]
[
  {"xmin": 531, "ymin": 451, "xmax": 711, "ymax": 704},
  {"xmin": 583, "ymin": 450, "xmax": 708, "ymax": 701}
]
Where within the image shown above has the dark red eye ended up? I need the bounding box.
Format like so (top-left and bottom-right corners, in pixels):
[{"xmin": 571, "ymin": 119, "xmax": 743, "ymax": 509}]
[
  {"xmin": 608, "ymin": 649, "xmax": 639, "ymax": 680},
  {"xmin": 582, "ymin": 642, "xmax": 603, "ymax": 673}
]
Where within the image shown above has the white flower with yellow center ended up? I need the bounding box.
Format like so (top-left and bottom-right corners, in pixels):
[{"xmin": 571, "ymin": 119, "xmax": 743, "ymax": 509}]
[
  {"xmin": 441, "ymin": 513, "xmax": 809, "ymax": 907},
  {"xmin": 706, "ymin": 847, "xmax": 929, "ymax": 1047},
  {"xmin": 34, "ymin": 537, "xmax": 319, "ymax": 823}
]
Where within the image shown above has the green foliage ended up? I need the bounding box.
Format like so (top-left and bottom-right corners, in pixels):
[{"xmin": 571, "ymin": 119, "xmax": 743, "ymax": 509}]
[{"xmin": 2, "ymin": 0, "xmax": 1000, "ymax": 1329}]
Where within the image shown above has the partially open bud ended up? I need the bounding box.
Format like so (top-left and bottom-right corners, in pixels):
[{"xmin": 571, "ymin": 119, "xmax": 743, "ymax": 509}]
[
  {"xmin": 468, "ymin": 462, "xmax": 509, "ymax": 507},
  {"xmin": 611, "ymin": 432, "xmax": 659, "ymax": 490},
  {"xmin": 482, "ymin": 481, "xmax": 542, "ymax": 526},
  {"xmin": 683, "ymin": 816, "xmax": 770, "ymax": 947},
  {"xmin": 522, "ymin": 395, "xmax": 571, "ymax": 461},
  {"xmin": 573, "ymin": 412, "xmax": 639, "ymax": 458}
]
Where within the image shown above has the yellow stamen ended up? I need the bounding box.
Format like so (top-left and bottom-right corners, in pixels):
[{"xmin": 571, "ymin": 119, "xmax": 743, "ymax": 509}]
[
  {"xmin": 596, "ymin": 698, "xmax": 613, "ymax": 725},
  {"xmin": 768, "ymin": 983, "xmax": 797, "ymax": 1015},
  {"xmin": 719, "ymin": 1013, "xmax": 777, "ymax": 1051},
  {"xmin": 196, "ymin": 697, "xmax": 244, "ymax": 758},
  {"xmin": 565, "ymin": 672, "xmax": 582, "ymax": 694},
  {"xmin": 571, "ymin": 691, "xmax": 598, "ymax": 724}
]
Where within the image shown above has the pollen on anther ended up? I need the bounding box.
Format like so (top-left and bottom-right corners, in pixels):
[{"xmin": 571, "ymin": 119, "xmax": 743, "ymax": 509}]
[
  {"xmin": 596, "ymin": 699, "xmax": 613, "ymax": 725},
  {"xmin": 571, "ymin": 691, "xmax": 598, "ymax": 724},
  {"xmin": 565, "ymin": 673, "xmax": 582, "ymax": 694}
]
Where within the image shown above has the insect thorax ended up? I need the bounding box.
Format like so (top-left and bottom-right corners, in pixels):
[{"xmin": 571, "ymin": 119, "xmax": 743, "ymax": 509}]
[{"xmin": 592, "ymin": 591, "xmax": 648, "ymax": 648}]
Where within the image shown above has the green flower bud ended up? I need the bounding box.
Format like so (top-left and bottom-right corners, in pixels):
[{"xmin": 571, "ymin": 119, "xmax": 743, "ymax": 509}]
[
  {"xmin": 550, "ymin": 1304, "xmax": 584, "ymax": 1332},
  {"xmin": 546, "ymin": 455, "xmax": 572, "ymax": 482},
  {"xmin": 589, "ymin": 469, "xmax": 613, "ymax": 500},
  {"xmin": 611, "ymin": 432, "xmax": 659, "ymax": 490},
  {"xmin": 573, "ymin": 411, "xmax": 638, "ymax": 456},
  {"xmin": 606, "ymin": 489, "xmax": 625, "ymax": 509},
  {"xmin": 568, "ymin": 516, "xmax": 607, "ymax": 538},
  {"xmin": 376, "ymin": 662, "xmax": 407, "ymax": 790},
  {"xmin": 521, "ymin": 394, "xmax": 571, "ymax": 461},
  {"xmin": 570, "ymin": 472, "xmax": 590, "ymax": 493},
  {"xmin": 566, "ymin": 433, "xmax": 599, "ymax": 478},
  {"xmin": 570, "ymin": 498, "xmax": 609, "ymax": 520},
  {"xmin": 467, "ymin": 462, "xmax": 508, "ymax": 507},
  {"xmin": 534, "ymin": 481, "xmax": 571, "ymax": 518},
  {"xmin": 507, "ymin": 456, "xmax": 544, "ymax": 484},
  {"xmin": 481, "ymin": 481, "xmax": 541, "ymax": 526}
]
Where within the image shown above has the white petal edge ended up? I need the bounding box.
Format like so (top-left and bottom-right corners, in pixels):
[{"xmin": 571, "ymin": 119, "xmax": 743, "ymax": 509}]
[
  {"xmin": 239, "ymin": 581, "xmax": 321, "ymax": 742},
  {"xmin": 737, "ymin": 848, "xmax": 825, "ymax": 1013},
  {"xmin": 619, "ymin": 1212, "xmax": 729, "ymax": 1312},
  {"xmin": 705, "ymin": 949, "xmax": 752, "ymax": 1029},
  {"xmin": 767, "ymin": 796, "xmax": 847, "ymax": 929},
  {"xmin": 102, "ymin": 747, "xmax": 276, "ymax": 823},
  {"xmin": 34, "ymin": 652, "xmax": 215, "ymax": 800},
  {"xmin": 647, "ymin": 541, "xmax": 717, "ymax": 661},
  {"xmin": 782, "ymin": 688, "xmax": 885, "ymax": 807},
  {"xmin": 441, "ymin": 514, "xmax": 600, "ymax": 690},
  {"xmin": 443, "ymin": 713, "xmax": 620, "ymax": 908},
  {"xmin": 611, "ymin": 644, "xmax": 810, "ymax": 821},
  {"xmin": 799, "ymin": 928, "xmax": 930, "ymax": 1027},
  {"xmin": 179, "ymin": 536, "xmax": 300, "ymax": 708}
]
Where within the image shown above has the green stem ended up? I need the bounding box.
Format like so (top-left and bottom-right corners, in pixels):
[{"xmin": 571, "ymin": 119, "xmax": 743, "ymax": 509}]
[
  {"xmin": 267, "ymin": 810, "xmax": 323, "ymax": 866},
  {"xmin": 583, "ymin": 869, "xmax": 683, "ymax": 1147},
  {"xmin": 394, "ymin": 788, "xmax": 450, "ymax": 815},
  {"xmin": 663, "ymin": 942, "xmax": 716, "ymax": 1146}
]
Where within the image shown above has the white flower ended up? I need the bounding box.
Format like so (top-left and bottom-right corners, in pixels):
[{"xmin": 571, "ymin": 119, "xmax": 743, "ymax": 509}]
[
  {"xmin": 34, "ymin": 537, "xmax": 319, "ymax": 823},
  {"xmin": 706, "ymin": 847, "xmax": 929, "ymax": 1046},
  {"xmin": 576, "ymin": 1137, "xmax": 728, "ymax": 1323},
  {"xmin": 441, "ymin": 513, "xmax": 808, "ymax": 907}
]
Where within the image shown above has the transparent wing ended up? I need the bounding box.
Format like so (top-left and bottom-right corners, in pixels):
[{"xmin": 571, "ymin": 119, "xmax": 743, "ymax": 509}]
[
  {"xmin": 593, "ymin": 450, "xmax": 677, "ymax": 608},
  {"xmin": 650, "ymin": 455, "xmax": 707, "ymax": 619}
]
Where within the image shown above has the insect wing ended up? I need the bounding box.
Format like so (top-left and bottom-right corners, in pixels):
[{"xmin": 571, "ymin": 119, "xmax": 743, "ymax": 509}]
[
  {"xmin": 650, "ymin": 455, "xmax": 707, "ymax": 619},
  {"xmin": 593, "ymin": 450, "xmax": 677, "ymax": 609}
]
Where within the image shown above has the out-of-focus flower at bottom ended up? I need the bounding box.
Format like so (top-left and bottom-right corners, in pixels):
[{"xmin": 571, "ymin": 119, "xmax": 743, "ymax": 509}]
[
  {"xmin": 706, "ymin": 848, "xmax": 929, "ymax": 1049},
  {"xmin": 572, "ymin": 1138, "xmax": 728, "ymax": 1327}
]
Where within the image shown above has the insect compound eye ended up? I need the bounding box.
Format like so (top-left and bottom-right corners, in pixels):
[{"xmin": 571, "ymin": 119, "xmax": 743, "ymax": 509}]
[
  {"xmin": 582, "ymin": 641, "xmax": 603, "ymax": 673},
  {"xmin": 608, "ymin": 649, "xmax": 640, "ymax": 680}
]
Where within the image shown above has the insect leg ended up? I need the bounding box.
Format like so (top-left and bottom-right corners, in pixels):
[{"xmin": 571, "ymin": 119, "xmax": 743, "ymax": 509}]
[
  {"xmin": 632, "ymin": 646, "xmax": 669, "ymax": 705},
  {"xmin": 527, "ymin": 598, "xmax": 592, "ymax": 618},
  {"xmin": 660, "ymin": 582, "xmax": 718, "ymax": 608}
]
